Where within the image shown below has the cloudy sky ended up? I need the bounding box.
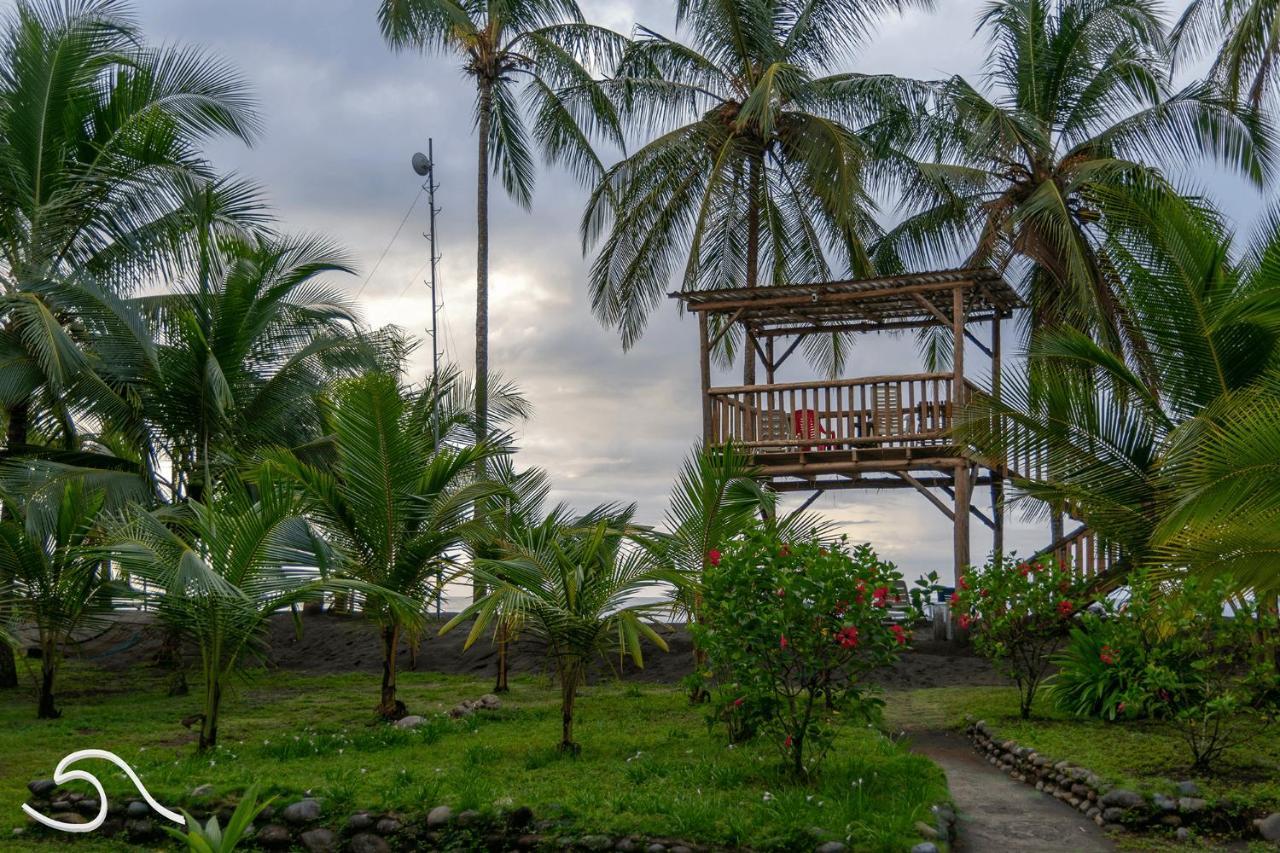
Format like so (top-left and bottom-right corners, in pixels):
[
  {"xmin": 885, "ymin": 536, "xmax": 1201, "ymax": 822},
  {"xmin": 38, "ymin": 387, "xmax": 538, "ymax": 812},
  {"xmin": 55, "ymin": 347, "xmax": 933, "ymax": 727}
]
[{"xmin": 117, "ymin": 0, "xmax": 1267, "ymax": 582}]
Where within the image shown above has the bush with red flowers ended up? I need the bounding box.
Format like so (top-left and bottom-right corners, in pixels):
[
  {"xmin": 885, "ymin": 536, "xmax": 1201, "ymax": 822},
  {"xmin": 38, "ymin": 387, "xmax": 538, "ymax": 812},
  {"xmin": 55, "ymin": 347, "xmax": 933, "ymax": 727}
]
[
  {"xmin": 952, "ymin": 554, "xmax": 1089, "ymax": 719},
  {"xmin": 692, "ymin": 527, "xmax": 915, "ymax": 778}
]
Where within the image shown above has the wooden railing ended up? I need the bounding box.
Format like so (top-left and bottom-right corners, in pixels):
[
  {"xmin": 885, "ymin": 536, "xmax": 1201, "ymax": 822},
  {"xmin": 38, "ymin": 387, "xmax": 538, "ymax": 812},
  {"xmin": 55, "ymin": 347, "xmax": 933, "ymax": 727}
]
[
  {"xmin": 707, "ymin": 373, "xmax": 957, "ymax": 450},
  {"xmin": 1031, "ymin": 524, "xmax": 1122, "ymax": 581}
]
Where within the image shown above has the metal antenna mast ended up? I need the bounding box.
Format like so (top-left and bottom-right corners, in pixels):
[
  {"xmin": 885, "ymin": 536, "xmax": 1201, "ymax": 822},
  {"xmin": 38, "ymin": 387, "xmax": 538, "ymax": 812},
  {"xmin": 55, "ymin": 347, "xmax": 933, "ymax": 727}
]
[{"xmin": 412, "ymin": 140, "xmax": 443, "ymax": 615}]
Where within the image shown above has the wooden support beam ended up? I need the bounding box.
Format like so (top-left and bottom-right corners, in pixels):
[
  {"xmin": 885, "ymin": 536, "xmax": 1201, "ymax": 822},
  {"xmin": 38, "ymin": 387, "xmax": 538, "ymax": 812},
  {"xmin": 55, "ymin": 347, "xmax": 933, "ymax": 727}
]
[
  {"xmin": 991, "ymin": 315, "xmax": 1005, "ymax": 561},
  {"xmin": 707, "ymin": 308, "xmax": 744, "ymax": 349},
  {"xmin": 953, "ymin": 461, "xmax": 972, "ymax": 580},
  {"xmin": 768, "ymin": 475, "xmax": 998, "ymax": 493},
  {"xmin": 938, "ymin": 484, "xmax": 997, "ymax": 530},
  {"xmin": 698, "ymin": 312, "xmax": 712, "ymax": 444},
  {"xmin": 895, "ymin": 471, "xmax": 954, "ymax": 520},
  {"xmin": 683, "ymin": 279, "xmax": 978, "ymax": 313},
  {"xmin": 771, "ymin": 333, "xmax": 808, "ymax": 371},
  {"xmin": 794, "ymin": 489, "xmax": 824, "ymax": 514}
]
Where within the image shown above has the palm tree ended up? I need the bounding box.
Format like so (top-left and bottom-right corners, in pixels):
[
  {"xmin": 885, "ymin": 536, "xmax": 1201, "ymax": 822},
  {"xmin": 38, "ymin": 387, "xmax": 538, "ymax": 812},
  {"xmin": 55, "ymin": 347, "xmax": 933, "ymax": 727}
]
[
  {"xmin": 0, "ymin": 0, "xmax": 260, "ymax": 457},
  {"xmin": 955, "ymin": 187, "xmax": 1280, "ymax": 591},
  {"xmin": 1173, "ymin": 0, "xmax": 1280, "ymax": 108},
  {"xmin": 0, "ymin": 479, "xmax": 126, "ymax": 718},
  {"xmin": 261, "ymin": 369, "xmax": 504, "ymax": 719},
  {"xmin": 111, "ymin": 472, "xmax": 416, "ymax": 750},
  {"xmin": 377, "ymin": 0, "xmax": 624, "ymax": 471},
  {"xmin": 136, "ymin": 232, "xmax": 389, "ymax": 502},
  {"xmin": 582, "ymin": 0, "xmax": 930, "ymax": 377},
  {"xmin": 877, "ymin": 0, "xmax": 1272, "ymax": 382},
  {"xmin": 443, "ymin": 504, "xmax": 672, "ymax": 752}
]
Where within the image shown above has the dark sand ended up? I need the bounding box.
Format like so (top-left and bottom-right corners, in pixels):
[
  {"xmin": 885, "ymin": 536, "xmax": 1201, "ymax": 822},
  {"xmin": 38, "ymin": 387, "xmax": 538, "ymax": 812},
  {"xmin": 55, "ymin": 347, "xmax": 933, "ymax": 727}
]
[{"xmin": 36, "ymin": 611, "xmax": 1009, "ymax": 690}]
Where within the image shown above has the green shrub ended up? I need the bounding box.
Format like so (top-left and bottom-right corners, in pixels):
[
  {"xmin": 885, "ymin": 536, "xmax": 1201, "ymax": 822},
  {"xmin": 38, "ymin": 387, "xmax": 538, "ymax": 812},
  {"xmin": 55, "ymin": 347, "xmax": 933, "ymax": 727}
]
[
  {"xmin": 692, "ymin": 528, "xmax": 914, "ymax": 778},
  {"xmin": 953, "ymin": 554, "xmax": 1090, "ymax": 719}
]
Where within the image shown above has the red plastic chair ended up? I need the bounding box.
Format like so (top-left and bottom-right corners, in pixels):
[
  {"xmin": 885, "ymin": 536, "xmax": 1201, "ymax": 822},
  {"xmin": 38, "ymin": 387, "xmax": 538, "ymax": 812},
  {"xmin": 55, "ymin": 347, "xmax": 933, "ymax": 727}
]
[{"xmin": 793, "ymin": 409, "xmax": 832, "ymax": 450}]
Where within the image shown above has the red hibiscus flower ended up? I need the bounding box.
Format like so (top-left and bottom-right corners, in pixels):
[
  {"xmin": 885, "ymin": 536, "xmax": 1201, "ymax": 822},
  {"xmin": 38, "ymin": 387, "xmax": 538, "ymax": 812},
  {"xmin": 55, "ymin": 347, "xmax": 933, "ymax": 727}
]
[
  {"xmin": 957, "ymin": 614, "xmax": 972, "ymax": 630},
  {"xmin": 890, "ymin": 624, "xmax": 907, "ymax": 645},
  {"xmin": 836, "ymin": 626, "xmax": 860, "ymax": 649},
  {"xmin": 1057, "ymin": 600, "xmax": 1074, "ymax": 616},
  {"xmin": 707, "ymin": 549, "xmax": 722, "ymax": 566},
  {"xmin": 784, "ymin": 735, "xmax": 793, "ymax": 748},
  {"xmin": 979, "ymin": 588, "xmax": 990, "ymax": 597},
  {"xmin": 733, "ymin": 697, "xmax": 744, "ymax": 707},
  {"xmin": 872, "ymin": 586, "xmax": 889, "ymax": 608},
  {"xmin": 779, "ymin": 545, "xmax": 791, "ymax": 558},
  {"xmin": 779, "ymin": 634, "xmax": 789, "ymax": 650},
  {"xmin": 775, "ymin": 587, "xmax": 786, "ymax": 598},
  {"xmin": 958, "ymin": 575, "xmax": 971, "ymax": 590},
  {"xmin": 949, "ymin": 592, "xmax": 960, "ymax": 605}
]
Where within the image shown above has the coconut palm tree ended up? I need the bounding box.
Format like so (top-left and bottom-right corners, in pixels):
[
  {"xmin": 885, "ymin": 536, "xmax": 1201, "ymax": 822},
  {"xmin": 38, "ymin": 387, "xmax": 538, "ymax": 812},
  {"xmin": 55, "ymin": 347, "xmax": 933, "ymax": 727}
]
[
  {"xmin": 582, "ymin": 0, "xmax": 931, "ymax": 377},
  {"xmin": 955, "ymin": 186, "xmax": 1280, "ymax": 591},
  {"xmin": 110, "ymin": 472, "xmax": 416, "ymax": 750},
  {"xmin": 261, "ymin": 369, "xmax": 505, "ymax": 719},
  {"xmin": 377, "ymin": 0, "xmax": 624, "ymax": 473},
  {"xmin": 443, "ymin": 504, "xmax": 672, "ymax": 752},
  {"xmin": 1173, "ymin": 0, "xmax": 1280, "ymax": 108},
  {"xmin": 135, "ymin": 231, "xmax": 389, "ymax": 502},
  {"xmin": 0, "ymin": 479, "xmax": 127, "ymax": 718},
  {"xmin": 877, "ymin": 0, "xmax": 1272, "ymax": 382},
  {"xmin": 0, "ymin": 0, "xmax": 260, "ymax": 458}
]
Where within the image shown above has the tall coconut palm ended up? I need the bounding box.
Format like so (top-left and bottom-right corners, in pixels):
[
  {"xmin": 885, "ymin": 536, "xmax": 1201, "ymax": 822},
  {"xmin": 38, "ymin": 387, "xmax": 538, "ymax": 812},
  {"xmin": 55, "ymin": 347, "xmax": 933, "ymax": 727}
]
[
  {"xmin": 377, "ymin": 0, "xmax": 624, "ymax": 477},
  {"xmin": 136, "ymin": 232, "xmax": 387, "ymax": 501},
  {"xmin": 443, "ymin": 504, "xmax": 672, "ymax": 752},
  {"xmin": 1173, "ymin": 0, "xmax": 1280, "ymax": 109},
  {"xmin": 955, "ymin": 185, "xmax": 1280, "ymax": 590},
  {"xmin": 110, "ymin": 472, "xmax": 416, "ymax": 750},
  {"xmin": 877, "ymin": 0, "xmax": 1272, "ymax": 383},
  {"xmin": 582, "ymin": 0, "xmax": 931, "ymax": 377},
  {"xmin": 0, "ymin": 0, "xmax": 260, "ymax": 457},
  {"xmin": 261, "ymin": 369, "xmax": 505, "ymax": 719},
  {"xmin": 0, "ymin": 479, "xmax": 127, "ymax": 718}
]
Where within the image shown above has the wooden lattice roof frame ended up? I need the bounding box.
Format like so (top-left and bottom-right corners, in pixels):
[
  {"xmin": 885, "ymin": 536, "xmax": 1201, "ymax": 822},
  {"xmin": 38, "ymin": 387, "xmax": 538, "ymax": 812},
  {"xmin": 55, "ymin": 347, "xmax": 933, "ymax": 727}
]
[{"xmin": 670, "ymin": 268, "xmax": 1023, "ymax": 337}]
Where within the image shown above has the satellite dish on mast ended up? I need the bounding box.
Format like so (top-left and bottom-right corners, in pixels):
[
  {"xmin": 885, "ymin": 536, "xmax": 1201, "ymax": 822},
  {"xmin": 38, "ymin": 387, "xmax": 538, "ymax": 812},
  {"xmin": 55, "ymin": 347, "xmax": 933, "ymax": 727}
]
[{"xmin": 411, "ymin": 152, "xmax": 431, "ymax": 176}]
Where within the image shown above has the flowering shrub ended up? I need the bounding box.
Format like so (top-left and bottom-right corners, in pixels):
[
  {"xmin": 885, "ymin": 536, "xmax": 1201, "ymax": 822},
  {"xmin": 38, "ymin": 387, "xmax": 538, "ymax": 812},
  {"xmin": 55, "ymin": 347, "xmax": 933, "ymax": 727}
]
[
  {"xmin": 692, "ymin": 528, "xmax": 914, "ymax": 778},
  {"xmin": 952, "ymin": 554, "xmax": 1089, "ymax": 719},
  {"xmin": 1050, "ymin": 572, "xmax": 1280, "ymax": 771}
]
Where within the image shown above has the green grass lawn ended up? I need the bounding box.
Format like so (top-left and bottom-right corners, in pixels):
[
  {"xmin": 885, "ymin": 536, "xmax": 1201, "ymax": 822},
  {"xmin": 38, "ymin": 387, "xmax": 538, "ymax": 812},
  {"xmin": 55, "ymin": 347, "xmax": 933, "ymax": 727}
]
[
  {"xmin": 1, "ymin": 665, "xmax": 948, "ymax": 851},
  {"xmin": 886, "ymin": 685, "xmax": 1280, "ymax": 817}
]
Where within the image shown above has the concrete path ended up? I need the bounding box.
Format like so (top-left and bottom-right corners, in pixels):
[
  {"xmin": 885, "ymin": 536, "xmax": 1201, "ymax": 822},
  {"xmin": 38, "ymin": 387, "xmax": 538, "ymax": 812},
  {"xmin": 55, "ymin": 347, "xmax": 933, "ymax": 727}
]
[{"xmin": 909, "ymin": 729, "xmax": 1115, "ymax": 852}]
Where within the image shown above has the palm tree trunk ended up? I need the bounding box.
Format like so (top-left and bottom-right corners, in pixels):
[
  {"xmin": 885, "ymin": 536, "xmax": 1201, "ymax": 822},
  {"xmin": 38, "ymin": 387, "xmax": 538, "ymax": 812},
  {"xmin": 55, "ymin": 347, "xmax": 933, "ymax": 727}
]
[
  {"xmin": 6, "ymin": 399, "xmax": 29, "ymax": 453},
  {"xmin": 378, "ymin": 623, "xmax": 405, "ymax": 719},
  {"xmin": 743, "ymin": 154, "xmax": 762, "ymax": 386},
  {"xmin": 473, "ymin": 78, "xmax": 493, "ymax": 606},
  {"xmin": 494, "ymin": 620, "xmax": 510, "ymax": 693},
  {"xmin": 0, "ymin": 644, "xmax": 16, "ymax": 689},
  {"xmin": 199, "ymin": 679, "xmax": 221, "ymax": 751},
  {"xmin": 37, "ymin": 656, "xmax": 59, "ymax": 719},
  {"xmin": 558, "ymin": 660, "xmax": 580, "ymax": 753}
]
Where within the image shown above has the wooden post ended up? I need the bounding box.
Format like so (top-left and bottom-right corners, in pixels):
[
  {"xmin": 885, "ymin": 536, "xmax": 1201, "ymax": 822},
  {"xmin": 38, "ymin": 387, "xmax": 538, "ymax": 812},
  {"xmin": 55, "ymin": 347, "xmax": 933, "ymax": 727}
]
[
  {"xmin": 766, "ymin": 337, "xmax": 776, "ymax": 384},
  {"xmin": 991, "ymin": 314, "xmax": 1004, "ymax": 563},
  {"xmin": 698, "ymin": 311, "xmax": 712, "ymax": 445},
  {"xmin": 952, "ymin": 285, "xmax": 969, "ymax": 582}
]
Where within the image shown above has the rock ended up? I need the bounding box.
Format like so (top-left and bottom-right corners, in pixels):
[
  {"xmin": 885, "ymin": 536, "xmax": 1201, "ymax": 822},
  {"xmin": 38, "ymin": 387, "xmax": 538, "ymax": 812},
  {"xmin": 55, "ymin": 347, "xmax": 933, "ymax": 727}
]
[
  {"xmin": 507, "ymin": 806, "xmax": 535, "ymax": 829},
  {"xmin": 1099, "ymin": 789, "xmax": 1145, "ymax": 810},
  {"xmin": 477, "ymin": 694, "xmax": 501, "ymax": 710},
  {"xmin": 126, "ymin": 801, "xmax": 149, "ymax": 818},
  {"xmin": 911, "ymin": 845, "xmax": 939, "ymax": 853},
  {"xmin": 281, "ymin": 798, "xmax": 321, "ymax": 825},
  {"xmin": 616, "ymin": 840, "xmax": 639, "ymax": 851},
  {"xmin": 815, "ymin": 843, "xmax": 847, "ymax": 853},
  {"xmin": 375, "ymin": 817, "xmax": 402, "ymax": 834},
  {"xmin": 394, "ymin": 715, "xmax": 427, "ymax": 729},
  {"xmin": 190, "ymin": 784, "xmax": 215, "ymax": 798},
  {"xmin": 1176, "ymin": 827, "xmax": 1191, "ymax": 842},
  {"xmin": 426, "ymin": 805, "xmax": 453, "ymax": 828},
  {"xmin": 1258, "ymin": 813, "xmax": 1280, "ymax": 842},
  {"xmin": 914, "ymin": 820, "xmax": 940, "ymax": 840},
  {"xmin": 1102, "ymin": 808, "xmax": 1126, "ymax": 823},
  {"xmin": 255, "ymin": 824, "xmax": 292, "ymax": 847},
  {"xmin": 669, "ymin": 847, "xmax": 692, "ymax": 853},
  {"xmin": 646, "ymin": 845, "xmax": 667, "ymax": 853},
  {"xmin": 1176, "ymin": 780, "xmax": 1200, "ymax": 797},
  {"xmin": 349, "ymin": 833, "xmax": 392, "ymax": 853},
  {"xmin": 1152, "ymin": 793, "xmax": 1178, "ymax": 812},
  {"xmin": 1179, "ymin": 797, "xmax": 1206, "ymax": 814},
  {"xmin": 49, "ymin": 812, "xmax": 86, "ymax": 825},
  {"xmin": 457, "ymin": 809, "xmax": 480, "ymax": 827},
  {"xmin": 300, "ymin": 828, "xmax": 339, "ymax": 853},
  {"xmin": 517, "ymin": 836, "xmax": 542, "ymax": 849},
  {"xmin": 27, "ymin": 780, "xmax": 56, "ymax": 798},
  {"xmin": 1159, "ymin": 814, "xmax": 1182, "ymax": 828},
  {"xmin": 347, "ymin": 812, "xmax": 376, "ymax": 831},
  {"xmin": 125, "ymin": 818, "xmax": 156, "ymax": 839},
  {"xmin": 582, "ymin": 836, "xmax": 614, "ymax": 851},
  {"xmin": 76, "ymin": 798, "xmax": 100, "ymax": 816}
]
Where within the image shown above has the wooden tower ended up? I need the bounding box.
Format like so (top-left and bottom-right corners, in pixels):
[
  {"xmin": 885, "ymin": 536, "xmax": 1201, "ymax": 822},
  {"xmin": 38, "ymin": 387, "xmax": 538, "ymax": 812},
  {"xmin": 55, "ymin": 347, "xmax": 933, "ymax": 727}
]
[{"xmin": 673, "ymin": 268, "xmax": 1024, "ymax": 581}]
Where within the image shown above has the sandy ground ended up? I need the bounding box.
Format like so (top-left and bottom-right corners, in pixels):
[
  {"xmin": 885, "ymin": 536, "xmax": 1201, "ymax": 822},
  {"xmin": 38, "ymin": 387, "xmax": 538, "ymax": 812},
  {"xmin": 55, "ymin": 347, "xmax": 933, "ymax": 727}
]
[{"xmin": 24, "ymin": 610, "xmax": 1011, "ymax": 690}]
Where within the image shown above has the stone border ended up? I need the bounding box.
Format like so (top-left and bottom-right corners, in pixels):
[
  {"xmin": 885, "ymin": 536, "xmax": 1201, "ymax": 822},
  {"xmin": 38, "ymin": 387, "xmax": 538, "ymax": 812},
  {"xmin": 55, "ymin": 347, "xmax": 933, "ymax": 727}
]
[{"xmin": 964, "ymin": 720, "xmax": 1278, "ymax": 844}]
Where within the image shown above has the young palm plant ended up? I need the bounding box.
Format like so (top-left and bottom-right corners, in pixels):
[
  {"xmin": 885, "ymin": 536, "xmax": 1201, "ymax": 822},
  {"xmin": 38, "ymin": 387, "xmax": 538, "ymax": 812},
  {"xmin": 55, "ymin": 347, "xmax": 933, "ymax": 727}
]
[
  {"xmin": 0, "ymin": 480, "xmax": 126, "ymax": 718},
  {"xmin": 378, "ymin": 0, "xmax": 624, "ymax": 462},
  {"xmin": 583, "ymin": 0, "xmax": 930, "ymax": 376},
  {"xmin": 955, "ymin": 186, "xmax": 1280, "ymax": 591},
  {"xmin": 879, "ymin": 0, "xmax": 1272, "ymax": 380},
  {"xmin": 444, "ymin": 504, "xmax": 672, "ymax": 752},
  {"xmin": 110, "ymin": 473, "xmax": 413, "ymax": 750},
  {"xmin": 261, "ymin": 370, "xmax": 504, "ymax": 719}
]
